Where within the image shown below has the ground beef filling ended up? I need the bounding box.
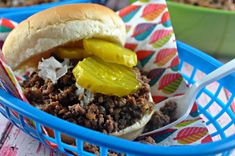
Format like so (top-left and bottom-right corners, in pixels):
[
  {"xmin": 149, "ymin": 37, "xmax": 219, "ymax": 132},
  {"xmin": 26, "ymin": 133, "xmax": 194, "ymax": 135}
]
[
  {"xmin": 83, "ymin": 136, "xmax": 156, "ymax": 156},
  {"xmin": 0, "ymin": 0, "xmax": 57, "ymax": 7},
  {"xmin": 173, "ymin": 0, "xmax": 235, "ymax": 10},
  {"xmin": 21, "ymin": 67, "xmax": 152, "ymax": 134},
  {"xmin": 144, "ymin": 101, "xmax": 177, "ymax": 132}
]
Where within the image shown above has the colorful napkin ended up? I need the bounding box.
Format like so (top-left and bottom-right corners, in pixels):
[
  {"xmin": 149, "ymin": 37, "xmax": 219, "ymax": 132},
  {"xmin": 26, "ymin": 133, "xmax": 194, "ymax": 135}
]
[
  {"xmin": 117, "ymin": 0, "xmax": 212, "ymax": 145},
  {"xmin": 0, "ymin": 18, "xmax": 17, "ymax": 48},
  {"xmin": 118, "ymin": 1, "xmax": 186, "ymax": 102},
  {"xmin": 0, "ymin": 18, "xmax": 24, "ymax": 100},
  {"xmin": 0, "ymin": 0, "xmax": 212, "ymax": 146}
]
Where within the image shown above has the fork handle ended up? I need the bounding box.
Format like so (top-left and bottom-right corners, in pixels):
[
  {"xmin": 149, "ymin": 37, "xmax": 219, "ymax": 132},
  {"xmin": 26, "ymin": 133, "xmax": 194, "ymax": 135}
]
[
  {"xmin": 197, "ymin": 59, "xmax": 235, "ymax": 89},
  {"xmin": 186, "ymin": 58, "xmax": 235, "ymax": 100}
]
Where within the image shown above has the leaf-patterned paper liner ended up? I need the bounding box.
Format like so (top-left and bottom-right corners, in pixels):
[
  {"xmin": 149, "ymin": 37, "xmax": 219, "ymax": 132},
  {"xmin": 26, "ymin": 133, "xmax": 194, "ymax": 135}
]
[
  {"xmin": 0, "ymin": 58, "xmax": 60, "ymax": 148},
  {"xmin": 0, "ymin": 57, "xmax": 41, "ymax": 134},
  {"xmin": 142, "ymin": 4, "xmax": 166, "ymax": 21},
  {"xmin": 0, "ymin": 59, "xmax": 25, "ymax": 100},
  {"xmin": 137, "ymin": 106, "xmax": 212, "ymax": 145},
  {"xmin": 175, "ymin": 118, "xmax": 201, "ymax": 128},
  {"xmin": 0, "ymin": 18, "xmax": 17, "ymax": 42},
  {"xmin": 174, "ymin": 127, "xmax": 208, "ymax": 144},
  {"xmin": 149, "ymin": 30, "xmax": 173, "ymax": 48},
  {"xmin": 0, "ymin": 0, "xmax": 212, "ymax": 147}
]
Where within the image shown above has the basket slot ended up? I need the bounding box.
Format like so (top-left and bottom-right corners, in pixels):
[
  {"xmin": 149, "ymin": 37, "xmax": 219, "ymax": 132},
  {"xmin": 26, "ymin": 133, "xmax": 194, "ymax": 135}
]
[
  {"xmin": 41, "ymin": 129, "xmax": 88, "ymax": 155},
  {"xmin": 43, "ymin": 133, "xmax": 57, "ymax": 144},
  {"xmin": 198, "ymin": 89, "xmax": 218, "ymax": 110},
  {"xmin": 0, "ymin": 103, "xmax": 5, "ymax": 113},
  {"xmin": 20, "ymin": 122, "xmax": 40, "ymax": 139},
  {"xmin": 76, "ymin": 139, "xmax": 84, "ymax": 155},
  {"xmin": 206, "ymin": 96, "xmax": 234, "ymax": 124},
  {"xmin": 197, "ymin": 87, "xmax": 227, "ymax": 138},
  {"xmin": 0, "ymin": 108, "xmax": 7, "ymax": 118},
  {"xmin": 81, "ymin": 141, "xmax": 126, "ymax": 156},
  {"xmin": 83, "ymin": 142, "xmax": 100, "ymax": 155},
  {"xmin": 224, "ymin": 90, "xmax": 235, "ymax": 113},
  {"xmin": 108, "ymin": 149, "xmax": 126, "ymax": 156},
  {"xmin": 0, "ymin": 103, "xmax": 8, "ymax": 118},
  {"xmin": 27, "ymin": 131, "xmax": 40, "ymax": 141},
  {"xmin": 211, "ymin": 84, "xmax": 223, "ymax": 99},
  {"xmin": 226, "ymin": 95, "xmax": 235, "ymax": 122},
  {"xmin": 18, "ymin": 114, "xmax": 39, "ymax": 140},
  {"xmin": 62, "ymin": 143, "xmax": 77, "ymax": 153},
  {"xmin": 205, "ymin": 81, "xmax": 220, "ymax": 95},
  {"xmin": 4, "ymin": 107, "xmax": 22, "ymax": 129},
  {"xmin": 100, "ymin": 147, "xmax": 108, "ymax": 156},
  {"xmin": 221, "ymin": 121, "xmax": 234, "ymax": 135},
  {"xmin": 5, "ymin": 105, "xmax": 11, "ymax": 118},
  {"xmin": 54, "ymin": 130, "xmax": 66, "ymax": 153},
  {"xmin": 76, "ymin": 139, "xmax": 106, "ymax": 156},
  {"xmin": 179, "ymin": 62, "xmax": 195, "ymax": 84},
  {"xmin": 17, "ymin": 114, "xmax": 36, "ymax": 131},
  {"xmin": 18, "ymin": 114, "xmax": 26, "ymax": 127},
  {"xmin": 187, "ymin": 67, "xmax": 197, "ymax": 85},
  {"xmin": 198, "ymin": 104, "xmax": 225, "ymax": 139},
  {"xmin": 180, "ymin": 73, "xmax": 189, "ymax": 83},
  {"xmin": 54, "ymin": 130, "xmax": 81, "ymax": 155},
  {"xmin": 224, "ymin": 123, "xmax": 235, "ymax": 137},
  {"xmin": 197, "ymin": 86, "xmax": 226, "ymax": 112},
  {"xmin": 82, "ymin": 151, "xmax": 97, "ymax": 156},
  {"xmin": 9, "ymin": 113, "xmax": 41, "ymax": 141},
  {"xmin": 198, "ymin": 97, "xmax": 235, "ymax": 139},
  {"xmin": 178, "ymin": 59, "xmax": 184, "ymax": 71},
  {"xmin": 19, "ymin": 114, "xmax": 38, "ymax": 133},
  {"xmin": 61, "ymin": 142, "xmax": 78, "ymax": 155},
  {"xmin": 195, "ymin": 92, "xmax": 208, "ymax": 111},
  {"xmin": 211, "ymin": 120, "xmax": 234, "ymax": 139},
  {"xmin": 198, "ymin": 86, "xmax": 224, "ymax": 113},
  {"xmin": 198, "ymin": 84, "xmax": 235, "ymax": 139},
  {"xmin": 35, "ymin": 122, "xmax": 48, "ymax": 145}
]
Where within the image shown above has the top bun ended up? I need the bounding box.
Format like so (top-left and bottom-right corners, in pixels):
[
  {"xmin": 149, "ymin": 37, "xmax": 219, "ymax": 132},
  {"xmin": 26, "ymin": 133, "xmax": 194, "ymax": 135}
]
[{"xmin": 2, "ymin": 3, "xmax": 126, "ymax": 69}]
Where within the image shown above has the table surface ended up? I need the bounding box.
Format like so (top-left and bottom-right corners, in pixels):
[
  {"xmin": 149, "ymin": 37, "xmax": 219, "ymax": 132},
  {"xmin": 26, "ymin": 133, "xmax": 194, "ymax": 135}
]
[{"xmin": 0, "ymin": 62, "xmax": 234, "ymax": 156}]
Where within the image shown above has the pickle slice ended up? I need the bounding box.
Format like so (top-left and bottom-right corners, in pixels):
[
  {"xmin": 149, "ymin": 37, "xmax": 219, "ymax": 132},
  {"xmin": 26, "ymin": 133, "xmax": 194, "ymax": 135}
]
[
  {"xmin": 56, "ymin": 48, "xmax": 87, "ymax": 59},
  {"xmin": 83, "ymin": 39, "xmax": 137, "ymax": 68},
  {"xmin": 72, "ymin": 57, "xmax": 140, "ymax": 97}
]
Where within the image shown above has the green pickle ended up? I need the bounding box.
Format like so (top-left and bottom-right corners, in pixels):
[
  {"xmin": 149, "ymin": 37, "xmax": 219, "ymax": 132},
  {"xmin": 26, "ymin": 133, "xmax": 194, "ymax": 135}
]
[
  {"xmin": 72, "ymin": 57, "xmax": 140, "ymax": 97},
  {"xmin": 83, "ymin": 39, "xmax": 137, "ymax": 68}
]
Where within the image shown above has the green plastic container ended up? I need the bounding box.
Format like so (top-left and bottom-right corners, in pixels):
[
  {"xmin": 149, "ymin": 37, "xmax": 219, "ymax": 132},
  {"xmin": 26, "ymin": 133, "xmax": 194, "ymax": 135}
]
[{"xmin": 166, "ymin": 1, "xmax": 235, "ymax": 57}]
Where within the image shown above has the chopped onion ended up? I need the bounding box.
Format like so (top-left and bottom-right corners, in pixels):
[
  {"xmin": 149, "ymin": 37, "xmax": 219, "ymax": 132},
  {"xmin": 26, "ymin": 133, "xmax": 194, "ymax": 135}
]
[
  {"xmin": 38, "ymin": 57, "xmax": 94, "ymax": 105},
  {"xmin": 75, "ymin": 83, "xmax": 94, "ymax": 106},
  {"xmin": 38, "ymin": 56, "xmax": 68, "ymax": 84},
  {"xmin": 38, "ymin": 57, "xmax": 62, "ymax": 69}
]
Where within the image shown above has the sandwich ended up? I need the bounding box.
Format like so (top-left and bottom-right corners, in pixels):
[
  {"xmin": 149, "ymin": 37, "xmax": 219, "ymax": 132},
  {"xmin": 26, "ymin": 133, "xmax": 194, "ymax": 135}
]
[{"xmin": 2, "ymin": 3, "xmax": 153, "ymax": 140}]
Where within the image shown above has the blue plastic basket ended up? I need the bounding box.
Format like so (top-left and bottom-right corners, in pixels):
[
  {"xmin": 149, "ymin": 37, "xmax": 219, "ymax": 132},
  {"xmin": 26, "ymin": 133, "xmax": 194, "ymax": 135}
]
[
  {"xmin": 1, "ymin": 41, "xmax": 235, "ymax": 156},
  {"xmin": 0, "ymin": 9, "xmax": 235, "ymax": 156},
  {"xmin": 0, "ymin": 0, "xmax": 101, "ymax": 14}
]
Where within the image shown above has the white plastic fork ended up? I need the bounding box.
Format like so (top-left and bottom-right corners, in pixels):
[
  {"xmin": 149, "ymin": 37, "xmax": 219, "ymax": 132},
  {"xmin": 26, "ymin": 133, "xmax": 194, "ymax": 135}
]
[{"xmin": 141, "ymin": 58, "xmax": 235, "ymax": 136}]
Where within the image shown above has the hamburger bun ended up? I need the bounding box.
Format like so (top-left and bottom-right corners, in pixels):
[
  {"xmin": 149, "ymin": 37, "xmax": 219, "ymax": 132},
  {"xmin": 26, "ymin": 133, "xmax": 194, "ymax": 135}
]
[
  {"xmin": 2, "ymin": 3, "xmax": 126, "ymax": 69},
  {"xmin": 2, "ymin": 4, "xmax": 154, "ymax": 143}
]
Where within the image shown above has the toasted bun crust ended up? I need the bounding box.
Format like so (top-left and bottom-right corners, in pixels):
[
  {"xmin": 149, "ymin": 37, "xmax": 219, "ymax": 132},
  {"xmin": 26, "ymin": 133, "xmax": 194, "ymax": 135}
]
[{"xmin": 2, "ymin": 4, "xmax": 126, "ymax": 69}]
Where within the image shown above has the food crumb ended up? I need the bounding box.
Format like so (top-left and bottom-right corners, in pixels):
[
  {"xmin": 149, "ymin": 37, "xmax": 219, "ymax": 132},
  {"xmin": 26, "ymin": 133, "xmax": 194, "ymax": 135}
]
[
  {"xmin": 144, "ymin": 100, "xmax": 177, "ymax": 132},
  {"xmin": 138, "ymin": 136, "xmax": 157, "ymax": 145},
  {"xmin": 172, "ymin": 0, "xmax": 235, "ymax": 10}
]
